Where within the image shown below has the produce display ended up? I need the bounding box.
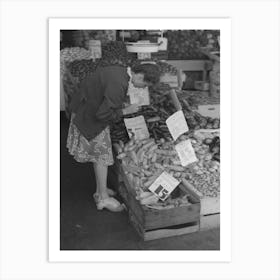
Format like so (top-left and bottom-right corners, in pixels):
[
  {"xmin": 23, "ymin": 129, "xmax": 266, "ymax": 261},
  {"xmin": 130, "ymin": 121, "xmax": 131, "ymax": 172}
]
[
  {"xmin": 156, "ymin": 61, "xmax": 178, "ymax": 75},
  {"xmin": 60, "ymin": 41, "xmax": 221, "ymax": 212},
  {"xmin": 114, "ymin": 133, "xmax": 220, "ymax": 209},
  {"xmin": 177, "ymin": 90, "xmax": 220, "ymax": 108},
  {"xmin": 101, "ymin": 41, "xmax": 130, "ymax": 66},
  {"xmin": 67, "ymin": 41, "xmax": 130, "ymax": 83},
  {"xmin": 111, "ymin": 87, "xmax": 177, "ymax": 144},
  {"xmin": 179, "ymin": 96, "xmax": 220, "ymax": 130},
  {"xmin": 206, "ymin": 136, "xmax": 220, "ymax": 162},
  {"xmin": 183, "ymin": 136, "xmax": 220, "ymax": 197},
  {"xmin": 166, "ymin": 30, "xmax": 220, "ymax": 60},
  {"xmin": 87, "ymin": 30, "xmax": 116, "ymax": 44},
  {"xmin": 68, "ymin": 59, "xmax": 100, "ymax": 82},
  {"xmin": 60, "ymin": 47, "xmax": 91, "ymax": 78},
  {"xmin": 111, "ymin": 84, "xmax": 220, "ymax": 144}
]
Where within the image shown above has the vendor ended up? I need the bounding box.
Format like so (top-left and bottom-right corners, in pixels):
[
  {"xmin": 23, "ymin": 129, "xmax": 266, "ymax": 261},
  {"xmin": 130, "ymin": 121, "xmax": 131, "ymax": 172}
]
[{"xmin": 67, "ymin": 63, "xmax": 160, "ymax": 212}]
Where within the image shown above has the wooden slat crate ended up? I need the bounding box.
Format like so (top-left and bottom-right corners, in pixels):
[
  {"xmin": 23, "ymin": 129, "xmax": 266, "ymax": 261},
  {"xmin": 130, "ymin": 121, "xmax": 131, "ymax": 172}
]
[
  {"xmin": 181, "ymin": 179, "xmax": 220, "ymax": 230},
  {"xmin": 199, "ymin": 213, "xmax": 220, "ymax": 231},
  {"xmin": 118, "ymin": 165, "xmax": 200, "ymax": 241}
]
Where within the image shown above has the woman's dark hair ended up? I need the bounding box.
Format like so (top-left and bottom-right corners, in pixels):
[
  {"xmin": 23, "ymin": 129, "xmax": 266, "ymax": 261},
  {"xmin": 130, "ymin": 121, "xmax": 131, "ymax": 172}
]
[{"xmin": 132, "ymin": 63, "xmax": 161, "ymax": 85}]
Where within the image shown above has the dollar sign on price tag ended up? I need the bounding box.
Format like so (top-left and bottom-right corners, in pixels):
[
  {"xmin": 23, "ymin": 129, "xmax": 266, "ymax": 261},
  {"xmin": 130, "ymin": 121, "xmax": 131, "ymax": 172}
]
[
  {"xmin": 166, "ymin": 110, "xmax": 189, "ymax": 141},
  {"xmin": 175, "ymin": 140, "xmax": 198, "ymax": 167},
  {"xmin": 149, "ymin": 171, "xmax": 180, "ymax": 201}
]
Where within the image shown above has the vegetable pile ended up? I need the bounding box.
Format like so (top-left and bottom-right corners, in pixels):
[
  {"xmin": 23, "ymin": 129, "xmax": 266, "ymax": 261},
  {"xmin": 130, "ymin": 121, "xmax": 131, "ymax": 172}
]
[
  {"xmin": 111, "ymin": 89, "xmax": 177, "ymax": 144},
  {"xmin": 115, "ymin": 137, "xmax": 193, "ymax": 208},
  {"xmin": 156, "ymin": 61, "xmax": 178, "ymax": 75},
  {"xmin": 166, "ymin": 30, "xmax": 220, "ymax": 60},
  {"xmin": 182, "ymin": 136, "xmax": 220, "ymax": 197},
  {"xmin": 68, "ymin": 59, "xmax": 99, "ymax": 82},
  {"xmin": 177, "ymin": 91, "xmax": 220, "ymax": 108},
  {"xmin": 111, "ymin": 86, "xmax": 220, "ymax": 144},
  {"xmin": 114, "ymin": 133, "xmax": 220, "ymax": 208},
  {"xmin": 60, "ymin": 47, "xmax": 91, "ymax": 78},
  {"xmin": 179, "ymin": 97, "xmax": 220, "ymax": 130}
]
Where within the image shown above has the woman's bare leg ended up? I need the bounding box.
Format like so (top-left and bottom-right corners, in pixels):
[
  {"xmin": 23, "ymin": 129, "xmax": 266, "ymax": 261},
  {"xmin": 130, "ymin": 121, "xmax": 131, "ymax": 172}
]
[{"xmin": 93, "ymin": 162, "xmax": 109, "ymax": 200}]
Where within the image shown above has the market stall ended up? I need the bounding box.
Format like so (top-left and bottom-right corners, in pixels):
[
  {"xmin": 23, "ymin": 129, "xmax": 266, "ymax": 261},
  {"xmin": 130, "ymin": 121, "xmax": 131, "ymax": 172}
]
[{"xmin": 60, "ymin": 30, "xmax": 220, "ymax": 240}]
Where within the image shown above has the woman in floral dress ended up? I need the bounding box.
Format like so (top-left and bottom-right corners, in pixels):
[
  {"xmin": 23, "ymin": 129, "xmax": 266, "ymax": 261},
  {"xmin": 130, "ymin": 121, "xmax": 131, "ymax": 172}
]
[{"xmin": 67, "ymin": 63, "xmax": 160, "ymax": 212}]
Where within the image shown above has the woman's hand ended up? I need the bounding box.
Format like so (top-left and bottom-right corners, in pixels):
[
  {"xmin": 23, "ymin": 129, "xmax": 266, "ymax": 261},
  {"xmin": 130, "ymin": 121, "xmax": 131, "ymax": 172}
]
[{"xmin": 122, "ymin": 104, "xmax": 139, "ymax": 116}]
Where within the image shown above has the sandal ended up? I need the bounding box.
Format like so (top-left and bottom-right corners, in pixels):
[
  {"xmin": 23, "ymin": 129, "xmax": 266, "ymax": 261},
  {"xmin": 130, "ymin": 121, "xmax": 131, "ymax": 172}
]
[{"xmin": 96, "ymin": 197, "xmax": 125, "ymax": 212}]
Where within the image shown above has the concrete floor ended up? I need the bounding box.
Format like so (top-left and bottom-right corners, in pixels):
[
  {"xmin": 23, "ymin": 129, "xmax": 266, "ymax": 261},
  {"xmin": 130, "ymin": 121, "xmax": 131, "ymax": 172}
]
[{"xmin": 60, "ymin": 112, "xmax": 220, "ymax": 250}]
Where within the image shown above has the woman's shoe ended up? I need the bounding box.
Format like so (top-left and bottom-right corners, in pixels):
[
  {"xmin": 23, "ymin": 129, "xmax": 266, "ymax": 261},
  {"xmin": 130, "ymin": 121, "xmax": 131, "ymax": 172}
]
[
  {"xmin": 96, "ymin": 197, "xmax": 125, "ymax": 212},
  {"xmin": 93, "ymin": 188, "xmax": 116, "ymax": 204},
  {"xmin": 107, "ymin": 188, "xmax": 117, "ymax": 196}
]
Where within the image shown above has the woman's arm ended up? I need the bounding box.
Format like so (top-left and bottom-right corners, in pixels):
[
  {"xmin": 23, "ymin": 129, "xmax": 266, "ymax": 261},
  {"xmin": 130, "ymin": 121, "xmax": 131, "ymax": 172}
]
[{"xmin": 95, "ymin": 67, "xmax": 129, "ymax": 122}]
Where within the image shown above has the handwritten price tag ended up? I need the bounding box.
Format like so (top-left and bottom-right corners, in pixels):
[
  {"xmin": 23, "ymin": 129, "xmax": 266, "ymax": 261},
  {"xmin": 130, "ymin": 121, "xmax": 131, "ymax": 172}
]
[
  {"xmin": 124, "ymin": 115, "xmax": 149, "ymax": 140},
  {"xmin": 128, "ymin": 84, "xmax": 150, "ymax": 106},
  {"xmin": 148, "ymin": 171, "xmax": 180, "ymax": 201},
  {"xmin": 166, "ymin": 110, "xmax": 189, "ymax": 141},
  {"xmin": 175, "ymin": 140, "xmax": 198, "ymax": 167}
]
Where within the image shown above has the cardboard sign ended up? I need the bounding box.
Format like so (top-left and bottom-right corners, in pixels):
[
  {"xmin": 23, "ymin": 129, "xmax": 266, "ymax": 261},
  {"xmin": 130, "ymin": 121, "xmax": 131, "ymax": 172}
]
[
  {"xmin": 148, "ymin": 171, "xmax": 180, "ymax": 201},
  {"xmin": 129, "ymin": 88, "xmax": 150, "ymax": 106},
  {"xmin": 124, "ymin": 116, "xmax": 149, "ymax": 140},
  {"xmin": 166, "ymin": 110, "xmax": 189, "ymax": 141},
  {"xmin": 175, "ymin": 140, "xmax": 198, "ymax": 167},
  {"xmin": 88, "ymin": 40, "xmax": 102, "ymax": 60},
  {"xmin": 127, "ymin": 82, "xmax": 150, "ymax": 106}
]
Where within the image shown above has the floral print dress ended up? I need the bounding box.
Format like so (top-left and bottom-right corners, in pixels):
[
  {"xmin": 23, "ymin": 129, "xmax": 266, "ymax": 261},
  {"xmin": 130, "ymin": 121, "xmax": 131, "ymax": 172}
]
[
  {"xmin": 66, "ymin": 67, "xmax": 132, "ymax": 166},
  {"xmin": 66, "ymin": 115, "xmax": 114, "ymax": 166}
]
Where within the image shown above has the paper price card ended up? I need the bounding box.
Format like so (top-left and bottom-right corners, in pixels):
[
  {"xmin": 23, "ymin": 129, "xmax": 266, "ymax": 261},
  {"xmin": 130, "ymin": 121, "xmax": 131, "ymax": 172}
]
[
  {"xmin": 124, "ymin": 115, "xmax": 149, "ymax": 140},
  {"xmin": 148, "ymin": 171, "xmax": 180, "ymax": 201},
  {"xmin": 128, "ymin": 85, "xmax": 150, "ymax": 106},
  {"xmin": 166, "ymin": 110, "xmax": 189, "ymax": 141},
  {"xmin": 175, "ymin": 140, "xmax": 198, "ymax": 167}
]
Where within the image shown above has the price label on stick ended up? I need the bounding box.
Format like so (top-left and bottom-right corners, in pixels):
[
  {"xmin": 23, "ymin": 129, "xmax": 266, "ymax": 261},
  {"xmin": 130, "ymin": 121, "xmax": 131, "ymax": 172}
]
[
  {"xmin": 148, "ymin": 171, "xmax": 180, "ymax": 201},
  {"xmin": 129, "ymin": 89, "xmax": 150, "ymax": 106},
  {"xmin": 128, "ymin": 83, "xmax": 150, "ymax": 106},
  {"xmin": 124, "ymin": 115, "xmax": 149, "ymax": 140},
  {"xmin": 166, "ymin": 110, "xmax": 189, "ymax": 141},
  {"xmin": 175, "ymin": 140, "xmax": 198, "ymax": 167}
]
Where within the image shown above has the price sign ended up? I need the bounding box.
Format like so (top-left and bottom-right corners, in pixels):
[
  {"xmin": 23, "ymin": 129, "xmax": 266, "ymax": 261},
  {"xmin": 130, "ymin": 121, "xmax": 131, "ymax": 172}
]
[
  {"xmin": 148, "ymin": 171, "xmax": 180, "ymax": 201},
  {"xmin": 166, "ymin": 110, "xmax": 189, "ymax": 141},
  {"xmin": 175, "ymin": 140, "xmax": 198, "ymax": 167},
  {"xmin": 128, "ymin": 88, "xmax": 150, "ymax": 106},
  {"xmin": 124, "ymin": 115, "xmax": 149, "ymax": 140},
  {"xmin": 127, "ymin": 81, "xmax": 150, "ymax": 106}
]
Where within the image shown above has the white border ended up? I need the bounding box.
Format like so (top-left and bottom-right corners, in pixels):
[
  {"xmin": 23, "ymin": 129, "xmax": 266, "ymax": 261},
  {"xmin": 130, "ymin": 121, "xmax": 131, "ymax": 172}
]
[{"xmin": 49, "ymin": 18, "xmax": 231, "ymax": 262}]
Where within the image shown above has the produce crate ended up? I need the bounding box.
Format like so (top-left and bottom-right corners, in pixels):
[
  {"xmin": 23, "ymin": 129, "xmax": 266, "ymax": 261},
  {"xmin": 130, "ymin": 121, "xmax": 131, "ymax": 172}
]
[
  {"xmin": 181, "ymin": 179, "xmax": 220, "ymax": 230},
  {"xmin": 118, "ymin": 164, "xmax": 200, "ymax": 241},
  {"xmin": 199, "ymin": 213, "xmax": 220, "ymax": 231}
]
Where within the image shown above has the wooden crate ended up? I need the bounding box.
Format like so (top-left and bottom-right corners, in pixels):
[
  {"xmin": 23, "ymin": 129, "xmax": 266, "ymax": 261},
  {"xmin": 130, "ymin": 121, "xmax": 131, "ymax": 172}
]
[
  {"xmin": 180, "ymin": 179, "xmax": 220, "ymax": 230},
  {"xmin": 200, "ymin": 213, "xmax": 220, "ymax": 231},
  {"xmin": 118, "ymin": 165, "xmax": 200, "ymax": 241},
  {"xmin": 181, "ymin": 179, "xmax": 220, "ymax": 216}
]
